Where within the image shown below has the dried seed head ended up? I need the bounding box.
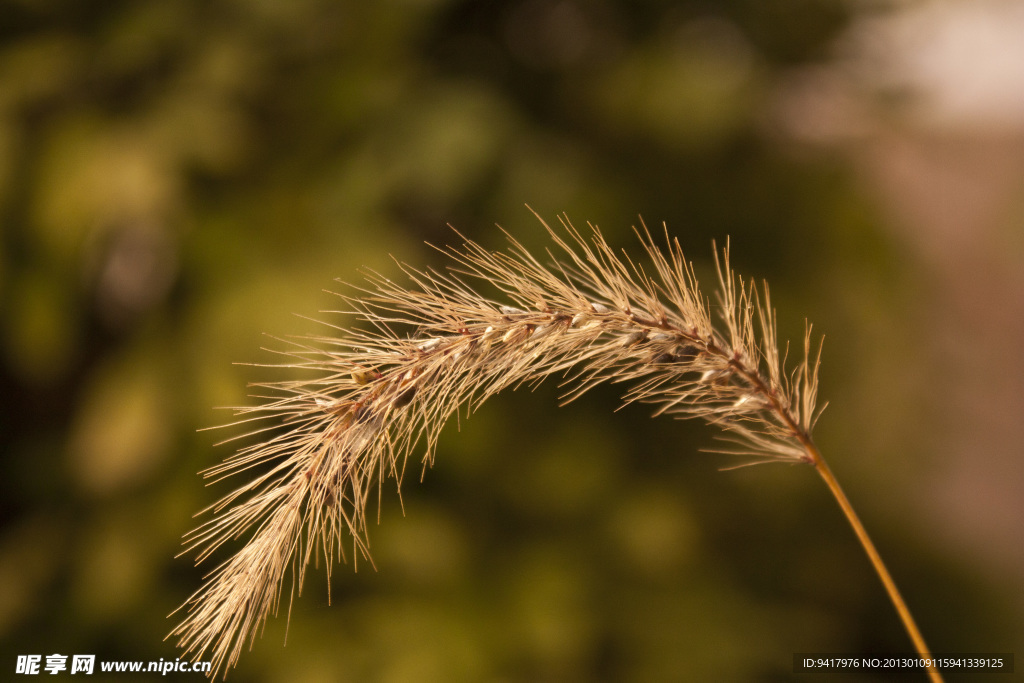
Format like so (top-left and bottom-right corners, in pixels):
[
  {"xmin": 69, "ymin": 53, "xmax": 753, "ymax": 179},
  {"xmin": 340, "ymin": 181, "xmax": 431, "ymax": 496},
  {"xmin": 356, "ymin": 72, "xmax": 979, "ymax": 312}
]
[{"xmin": 171, "ymin": 213, "xmax": 823, "ymax": 678}]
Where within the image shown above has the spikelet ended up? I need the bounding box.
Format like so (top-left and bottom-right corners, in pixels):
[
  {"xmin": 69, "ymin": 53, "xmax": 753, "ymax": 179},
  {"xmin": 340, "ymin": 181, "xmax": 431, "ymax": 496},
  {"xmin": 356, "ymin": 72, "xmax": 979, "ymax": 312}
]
[{"xmin": 169, "ymin": 211, "xmax": 825, "ymax": 678}]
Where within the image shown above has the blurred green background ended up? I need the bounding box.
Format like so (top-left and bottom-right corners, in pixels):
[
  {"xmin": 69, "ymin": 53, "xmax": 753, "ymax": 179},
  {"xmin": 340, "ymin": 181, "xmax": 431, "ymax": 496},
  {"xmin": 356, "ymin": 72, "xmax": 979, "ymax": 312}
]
[{"xmin": 2, "ymin": 0, "xmax": 1022, "ymax": 681}]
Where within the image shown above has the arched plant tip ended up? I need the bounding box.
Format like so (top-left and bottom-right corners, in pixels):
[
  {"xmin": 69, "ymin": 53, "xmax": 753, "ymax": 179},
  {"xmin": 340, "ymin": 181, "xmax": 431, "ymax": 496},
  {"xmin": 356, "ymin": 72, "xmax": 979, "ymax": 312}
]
[{"xmin": 170, "ymin": 209, "xmax": 941, "ymax": 681}]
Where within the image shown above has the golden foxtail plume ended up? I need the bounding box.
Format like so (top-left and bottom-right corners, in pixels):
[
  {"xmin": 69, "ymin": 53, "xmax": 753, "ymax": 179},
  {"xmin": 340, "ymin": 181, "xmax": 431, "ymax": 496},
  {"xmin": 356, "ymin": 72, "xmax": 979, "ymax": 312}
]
[{"xmin": 170, "ymin": 210, "xmax": 939, "ymax": 681}]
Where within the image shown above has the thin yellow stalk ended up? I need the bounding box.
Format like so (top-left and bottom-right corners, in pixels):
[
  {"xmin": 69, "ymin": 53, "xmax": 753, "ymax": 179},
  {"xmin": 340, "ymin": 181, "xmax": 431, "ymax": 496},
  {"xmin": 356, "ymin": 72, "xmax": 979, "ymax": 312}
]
[{"xmin": 806, "ymin": 442, "xmax": 943, "ymax": 683}]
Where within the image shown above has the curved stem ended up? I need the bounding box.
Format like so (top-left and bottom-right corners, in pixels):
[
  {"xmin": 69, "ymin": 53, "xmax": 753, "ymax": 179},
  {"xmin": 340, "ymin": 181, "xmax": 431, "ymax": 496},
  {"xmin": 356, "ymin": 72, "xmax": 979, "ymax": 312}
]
[{"xmin": 806, "ymin": 442, "xmax": 942, "ymax": 682}]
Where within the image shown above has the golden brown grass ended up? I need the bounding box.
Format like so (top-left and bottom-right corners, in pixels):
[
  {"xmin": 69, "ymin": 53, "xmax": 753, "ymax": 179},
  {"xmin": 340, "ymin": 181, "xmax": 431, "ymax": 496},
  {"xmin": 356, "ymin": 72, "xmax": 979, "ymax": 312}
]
[{"xmin": 170, "ymin": 210, "xmax": 940, "ymax": 681}]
